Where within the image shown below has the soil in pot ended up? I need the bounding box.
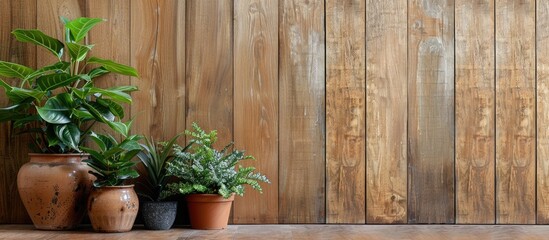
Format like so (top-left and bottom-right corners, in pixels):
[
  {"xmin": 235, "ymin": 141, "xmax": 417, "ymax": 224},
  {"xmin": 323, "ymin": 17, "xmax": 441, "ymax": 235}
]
[
  {"xmin": 17, "ymin": 153, "xmax": 93, "ymax": 230},
  {"xmin": 141, "ymin": 201, "xmax": 177, "ymax": 230},
  {"xmin": 88, "ymin": 185, "xmax": 139, "ymax": 233},
  {"xmin": 186, "ymin": 194, "xmax": 234, "ymax": 230}
]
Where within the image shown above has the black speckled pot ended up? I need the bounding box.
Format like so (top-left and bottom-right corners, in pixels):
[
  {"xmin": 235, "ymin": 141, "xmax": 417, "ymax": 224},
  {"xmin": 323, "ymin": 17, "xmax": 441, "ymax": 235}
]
[{"xmin": 141, "ymin": 201, "xmax": 177, "ymax": 230}]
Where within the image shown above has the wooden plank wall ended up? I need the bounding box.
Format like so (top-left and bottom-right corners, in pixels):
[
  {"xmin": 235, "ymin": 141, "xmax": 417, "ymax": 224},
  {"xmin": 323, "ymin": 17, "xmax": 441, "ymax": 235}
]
[{"xmin": 1, "ymin": 0, "xmax": 549, "ymax": 225}]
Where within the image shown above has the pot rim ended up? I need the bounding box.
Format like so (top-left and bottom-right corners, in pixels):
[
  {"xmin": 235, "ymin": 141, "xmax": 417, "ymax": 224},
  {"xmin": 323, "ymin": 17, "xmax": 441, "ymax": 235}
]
[
  {"xmin": 93, "ymin": 184, "xmax": 135, "ymax": 189},
  {"xmin": 28, "ymin": 153, "xmax": 90, "ymax": 157}
]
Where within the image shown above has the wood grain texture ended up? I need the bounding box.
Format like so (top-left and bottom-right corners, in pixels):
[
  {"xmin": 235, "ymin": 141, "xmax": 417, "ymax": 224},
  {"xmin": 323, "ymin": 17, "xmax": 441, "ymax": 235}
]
[
  {"xmin": 131, "ymin": 0, "xmax": 186, "ymax": 141},
  {"xmin": 279, "ymin": 0, "xmax": 326, "ymax": 224},
  {"xmin": 185, "ymin": 0, "xmax": 233, "ymax": 147},
  {"xmin": 326, "ymin": 0, "xmax": 365, "ymax": 224},
  {"xmin": 365, "ymin": 0, "xmax": 407, "ymax": 223},
  {"xmin": 538, "ymin": 0, "xmax": 549, "ymax": 224},
  {"xmin": 495, "ymin": 0, "xmax": 535, "ymax": 224},
  {"xmin": 455, "ymin": 0, "xmax": 495, "ymax": 224},
  {"xmin": 87, "ymin": 0, "xmax": 131, "ymax": 138},
  {"xmin": 233, "ymin": 0, "xmax": 279, "ymax": 224},
  {"xmin": 0, "ymin": 0, "xmax": 37, "ymax": 224},
  {"xmin": 407, "ymin": 0, "xmax": 455, "ymax": 224}
]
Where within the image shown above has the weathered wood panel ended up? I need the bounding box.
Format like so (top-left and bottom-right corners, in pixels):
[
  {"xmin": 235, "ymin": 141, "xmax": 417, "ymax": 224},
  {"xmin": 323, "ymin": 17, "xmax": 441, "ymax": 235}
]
[
  {"xmin": 279, "ymin": 0, "xmax": 326, "ymax": 223},
  {"xmin": 185, "ymin": 0, "xmax": 232, "ymax": 147},
  {"xmin": 495, "ymin": 0, "xmax": 536, "ymax": 224},
  {"xmin": 88, "ymin": 0, "xmax": 131, "ymax": 138},
  {"xmin": 326, "ymin": 0, "xmax": 365, "ymax": 224},
  {"xmin": 233, "ymin": 0, "xmax": 279, "ymax": 224},
  {"xmin": 538, "ymin": 0, "xmax": 549, "ymax": 225},
  {"xmin": 455, "ymin": 0, "xmax": 495, "ymax": 224},
  {"xmin": 0, "ymin": 0, "xmax": 37, "ymax": 224},
  {"xmin": 131, "ymin": 0, "xmax": 186, "ymax": 140},
  {"xmin": 407, "ymin": 0, "xmax": 455, "ymax": 224},
  {"xmin": 365, "ymin": 0, "xmax": 407, "ymax": 223}
]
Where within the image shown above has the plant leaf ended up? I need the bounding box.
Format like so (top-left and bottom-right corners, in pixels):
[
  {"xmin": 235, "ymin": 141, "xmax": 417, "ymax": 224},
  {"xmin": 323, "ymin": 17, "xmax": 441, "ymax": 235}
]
[
  {"xmin": 7, "ymin": 87, "xmax": 45, "ymax": 103},
  {"xmin": 0, "ymin": 61, "xmax": 34, "ymax": 79},
  {"xmin": 96, "ymin": 98, "xmax": 124, "ymax": 118},
  {"xmin": 66, "ymin": 42, "xmax": 93, "ymax": 62},
  {"xmin": 87, "ymin": 57, "xmax": 139, "ymax": 77},
  {"xmin": 36, "ymin": 73, "xmax": 79, "ymax": 91},
  {"xmin": 65, "ymin": 17, "xmax": 104, "ymax": 43},
  {"xmin": 54, "ymin": 123, "xmax": 81, "ymax": 151},
  {"xmin": 12, "ymin": 29, "xmax": 64, "ymax": 58},
  {"xmin": 36, "ymin": 96, "xmax": 71, "ymax": 124},
  {"xmin": 88, "ymin": 67, "xmax": 109, "ymax": 79},
  {"xmin": 90, "ymin": 87, "xmax": 132, "ymax": 104},
  {"xmin": 25, "ymin": 61, "xmax": 70, "ymax": 81}
]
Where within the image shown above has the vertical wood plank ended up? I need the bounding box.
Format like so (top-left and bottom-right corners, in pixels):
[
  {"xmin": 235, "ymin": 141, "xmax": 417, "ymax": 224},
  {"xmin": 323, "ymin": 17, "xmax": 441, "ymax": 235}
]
[
  {"xmin": 233, "ymin": 0, "xmax": 279, "ymax": 224},
  {"xmin": 279, "ymin": 0, "xmax": 326, "ymax": 224},
  {"xmin": 0, "ymin": 0, "xmax": 37, "ymax": 224},
  {"xmin": 186, "ymin": 0, "xmax": 232, "ymax": 147},
  {"xmin": 455, "ymin": 0, "xmax": 495, "ymax": 224},
  {"xmin": 366, "ymin": 0, "xmax": 408, "ymax": 223},
  {"xmin": 495, "ymin": 0, "xmax": 536, "ymax": 224},
  {"xmin": 326, "ymin": 0, "xmax": 366, "ymax": 224},
  {"xmin": 87, "ymin": 0, "xmax": 131, "ymax": 138},
  {"xmin": 538, "ymin": 0, "xmax": 549, "ymax": 224},
  {"xmin": 131, "ymin": 0, "xmax": 186, "ymax": 140},
  {"xmin": 408, "ymin": 0, "xmax": 455, "ymax": 224}
]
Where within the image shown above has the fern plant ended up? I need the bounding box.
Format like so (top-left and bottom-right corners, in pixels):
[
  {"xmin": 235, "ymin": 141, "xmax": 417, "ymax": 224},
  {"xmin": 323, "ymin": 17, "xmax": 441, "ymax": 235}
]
[{"xmin": 162, "ymin": 123, "xmax": 270, "ymax": 199}]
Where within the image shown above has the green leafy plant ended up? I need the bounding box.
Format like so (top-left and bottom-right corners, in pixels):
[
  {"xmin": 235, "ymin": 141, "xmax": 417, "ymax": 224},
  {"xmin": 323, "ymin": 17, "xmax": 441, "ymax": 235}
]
[
  {"xmin": 83, "ymin": 132, "xmax": 142, "ymax": 187},
  {"xmin": 162, "ymin": 123, "xmax": 270, "ymax": 199},
  {"xmin": 0, "ymin": 17, "xmax": 138, "ymax": 153},
  {"xmin": 136, "ymin": 134, "xmax": 192, "ymax": 201}
]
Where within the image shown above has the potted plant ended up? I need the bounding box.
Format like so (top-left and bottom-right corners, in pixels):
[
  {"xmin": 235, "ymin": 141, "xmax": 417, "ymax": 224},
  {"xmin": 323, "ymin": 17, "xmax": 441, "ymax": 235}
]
[
  {"xmin": 136, "ymin": 134, "xmax": 191, "ymax": 230},
  {"xmin": 83, "ymin": 132, "xmax": 142, "ymax": 233},
  {"xmin": 163, "ymin": 123, "xmax": 270, "ymax": 229},
  {"xmin": 0, "ymin": 17, "xmax": 138, "ymax": 230}
]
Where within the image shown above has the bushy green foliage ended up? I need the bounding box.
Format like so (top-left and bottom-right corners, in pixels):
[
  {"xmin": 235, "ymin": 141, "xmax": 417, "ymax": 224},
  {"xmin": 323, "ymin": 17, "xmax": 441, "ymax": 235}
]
[
  {"xmin": 162, "ymin": 123, "xmax": 270, "ymax": 199},
  {"xmin": 136, "ymin": 134, "xmax": 192, "ymax": 201},
  {"xmin": 0, "ymin": 17, "xmax": 138, "ymax": 153},
  {"xmin": 82, "ymin": 132, "xmax": 142, "ymax": 187}
]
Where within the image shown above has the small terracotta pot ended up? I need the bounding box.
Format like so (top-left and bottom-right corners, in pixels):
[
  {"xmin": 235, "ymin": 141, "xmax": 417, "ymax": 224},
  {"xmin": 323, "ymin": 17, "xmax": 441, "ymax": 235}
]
[
  {"xmin": 186, "ymin": 194, "xmax": 234, "ymax": 230},
  {"xmin": 17, "ymin": 153, "xmax": 93, "ymax": 230},
  {"xmin": 88, "ymin": 185, "xmax": 139, "ymax": 233}
]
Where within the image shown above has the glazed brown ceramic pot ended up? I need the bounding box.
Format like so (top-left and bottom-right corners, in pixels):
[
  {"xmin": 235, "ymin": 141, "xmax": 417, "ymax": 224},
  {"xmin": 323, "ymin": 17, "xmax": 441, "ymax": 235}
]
[
  {"xmin": 186, "ymin": 194, "xmax": 235, "ymax": 229},
  {"xmin": 17, "ymin": 153, "xmax": 93, "ymax": 230},
  {"xmin": 88, "ymin": 185, "xmax": 139, "ymax": 232}
]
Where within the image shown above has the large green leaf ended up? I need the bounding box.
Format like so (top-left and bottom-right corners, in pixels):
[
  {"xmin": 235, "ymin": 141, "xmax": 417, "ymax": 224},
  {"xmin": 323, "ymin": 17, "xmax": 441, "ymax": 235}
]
[
  {"xmin": 36, "ymin": 73, "xmax": 79, "ymax": 91},
  {"xmin": 107, "ymin": 85, "xmax": 138, "ymax": 93},
  {"xmin": 65, "ymin": 17, "xmax": 104, "ymax": 43},
  {"xmin": 54, "ymin": 123, "xmax": 81, "ymax": 151},
  {"xmin": 97, "ymin": 98, "xmax": 124, "ymax": 118},
  {"xmin": 90, "ymin": 87, "xmax": 132, "ymax": 104},
  {"xmin": 90, "ymin": 101, "xmax": 115, "ymax": 122},
  {"xmin": 36, "ymin": 97, "xmax": 71, "ymax": 124},
  {"xmin": 88, "ymin": 67, "xmax": 109, "ymax": 79},
  {"xmin": 25, "ymin": 61, "xmax": 70, "ymax": 81},
  {"xmin": 66, "ymin": 42, "xmax": 93, "ymax": 62},
  {"xmin": 87, "ymin": 57, "xmax": 139, "ymax": 77},
  {"xmin": 71, "ymin": 108, "xmax": 94, "ymax": 121},
  {"xmin": 0, "ymin": 61, "xmax": 34, "ymax": 79},
  {"xmin": 12, "ymin": 29, "xmax": 64, "ymax": 58},
  {"xmin": 6, "ymin": 87, "xmax": 45, "ymax": 103}
]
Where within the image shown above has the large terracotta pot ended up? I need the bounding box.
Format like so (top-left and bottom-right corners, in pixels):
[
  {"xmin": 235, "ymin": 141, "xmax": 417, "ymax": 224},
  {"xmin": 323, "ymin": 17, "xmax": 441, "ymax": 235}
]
[
  {"xmin": 186, "ymin": 194, "xmax": 234, "ymax": 230},
  {"xmin": 88, "ymin": 185, "xmax": 139, "ymax": 232},
  {"xmin": 17, "ymin": 153, "xmax": 93, "ymax": 230}
]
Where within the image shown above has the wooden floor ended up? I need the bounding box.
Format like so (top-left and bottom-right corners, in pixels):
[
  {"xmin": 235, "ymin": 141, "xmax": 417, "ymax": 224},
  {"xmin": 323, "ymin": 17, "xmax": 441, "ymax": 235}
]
[{"xmin": 1, "ymin": 224, "xmax": 549, "ymax": 240}]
